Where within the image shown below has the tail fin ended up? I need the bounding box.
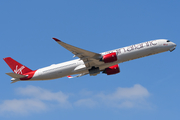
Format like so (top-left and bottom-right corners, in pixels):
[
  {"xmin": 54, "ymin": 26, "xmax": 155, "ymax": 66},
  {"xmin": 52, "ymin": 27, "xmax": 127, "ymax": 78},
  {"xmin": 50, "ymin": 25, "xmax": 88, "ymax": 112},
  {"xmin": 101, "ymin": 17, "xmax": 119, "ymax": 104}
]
[{"xmin": 3, "ymin": 57, "xmax": 32, "ymax": 75}]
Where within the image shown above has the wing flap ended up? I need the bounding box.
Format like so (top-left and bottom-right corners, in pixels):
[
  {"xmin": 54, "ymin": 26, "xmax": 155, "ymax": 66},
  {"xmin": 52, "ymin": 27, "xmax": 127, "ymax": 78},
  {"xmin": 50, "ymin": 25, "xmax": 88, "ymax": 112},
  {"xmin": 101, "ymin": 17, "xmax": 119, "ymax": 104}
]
[{"xmin": 6, "ymin": 72, "xmax": 27, "ymax": 78}]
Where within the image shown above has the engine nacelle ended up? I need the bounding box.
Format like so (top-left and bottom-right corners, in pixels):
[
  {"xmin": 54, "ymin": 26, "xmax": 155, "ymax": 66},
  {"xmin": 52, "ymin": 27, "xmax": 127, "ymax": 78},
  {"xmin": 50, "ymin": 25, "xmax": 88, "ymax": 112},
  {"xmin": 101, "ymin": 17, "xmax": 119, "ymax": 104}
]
[
  {"xmin": 100, "ymin": 52, "xmax": 117, "ymax": 63},
  {"xmin": 103, "ymin": 64, "xmax": 120, "ymax": 75}
]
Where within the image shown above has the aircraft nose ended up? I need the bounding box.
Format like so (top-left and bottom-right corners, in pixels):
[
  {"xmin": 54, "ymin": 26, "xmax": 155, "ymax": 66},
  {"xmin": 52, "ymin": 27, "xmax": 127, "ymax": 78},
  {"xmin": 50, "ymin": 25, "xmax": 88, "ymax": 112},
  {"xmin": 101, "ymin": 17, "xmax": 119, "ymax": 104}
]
[
  {"xmin": 172, "ymin": 42, "xmax": 177, "ymax": 47},
  {"xmin": 174, "ymin": 43, "xmax": 177, "ymax": 47},
  {"xmin": 169, "ymin": 42, "xmax": 176, "ymax": 52}
]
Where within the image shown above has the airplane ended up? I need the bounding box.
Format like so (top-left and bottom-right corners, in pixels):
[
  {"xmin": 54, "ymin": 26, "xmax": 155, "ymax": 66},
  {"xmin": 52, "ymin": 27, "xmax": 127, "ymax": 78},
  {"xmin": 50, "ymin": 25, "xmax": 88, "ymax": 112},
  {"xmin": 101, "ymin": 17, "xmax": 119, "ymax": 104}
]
[{"xmin": 3, "ymin": 38, "xmax": 176, "ymax": 83}]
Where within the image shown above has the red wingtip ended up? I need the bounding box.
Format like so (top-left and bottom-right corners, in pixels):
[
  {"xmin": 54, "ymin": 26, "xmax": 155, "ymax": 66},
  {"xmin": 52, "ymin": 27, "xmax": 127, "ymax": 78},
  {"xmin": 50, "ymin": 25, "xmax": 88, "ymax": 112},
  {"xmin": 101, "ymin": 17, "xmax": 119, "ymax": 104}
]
[
  {"xmin": 52, "ymin": 38, "xmax": 61, "ymax": 42},
  {"xmin": 67, "ymin": 75, "xmax": 73, "ymax": 78},
  {"xmin": 3, "ymin": 57, "xmax": 10, "ymax": 60}
]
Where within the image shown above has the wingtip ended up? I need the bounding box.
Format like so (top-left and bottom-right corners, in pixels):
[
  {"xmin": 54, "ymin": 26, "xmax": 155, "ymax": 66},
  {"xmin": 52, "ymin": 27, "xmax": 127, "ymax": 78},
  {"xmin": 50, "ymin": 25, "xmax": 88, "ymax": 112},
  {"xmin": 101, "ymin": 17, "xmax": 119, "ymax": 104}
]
[
  {"xmin": 11, "ymin": 81, "xmax": 18, "ymax": 84},
  {"xmin": 3, "ymin": 57, "xmax": 10, "ymax": 60},
  {"xmin": 67, "ymin": 75, "xmax": 73, "ymax": 78},
  {"xmin": 3, "ymin": 57, "xmax": 12, "ymax": 62},
  {"xmin": 52, "ymin": 38, "xmax": 61, "ymax": 42}
]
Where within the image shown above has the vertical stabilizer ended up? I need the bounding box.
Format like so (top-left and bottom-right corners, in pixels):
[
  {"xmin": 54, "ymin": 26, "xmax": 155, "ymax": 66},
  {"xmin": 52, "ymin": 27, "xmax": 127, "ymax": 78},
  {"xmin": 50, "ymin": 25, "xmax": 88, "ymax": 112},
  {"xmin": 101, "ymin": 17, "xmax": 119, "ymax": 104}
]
[{"xmin": 3, "ymin": 57, "xmax": 32, "ymax": 75}]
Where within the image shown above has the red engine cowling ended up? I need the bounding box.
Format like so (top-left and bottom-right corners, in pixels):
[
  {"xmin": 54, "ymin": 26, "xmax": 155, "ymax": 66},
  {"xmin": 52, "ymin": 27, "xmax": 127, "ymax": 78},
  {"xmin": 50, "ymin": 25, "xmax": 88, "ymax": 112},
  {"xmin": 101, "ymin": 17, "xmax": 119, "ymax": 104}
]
[
  {"xmin": 103, "ymin": 64, "xmax": 120, "ymax": 75},
  {"xmin": 100, "ymin": 52, "xmax": 117, "ymax": 63}
]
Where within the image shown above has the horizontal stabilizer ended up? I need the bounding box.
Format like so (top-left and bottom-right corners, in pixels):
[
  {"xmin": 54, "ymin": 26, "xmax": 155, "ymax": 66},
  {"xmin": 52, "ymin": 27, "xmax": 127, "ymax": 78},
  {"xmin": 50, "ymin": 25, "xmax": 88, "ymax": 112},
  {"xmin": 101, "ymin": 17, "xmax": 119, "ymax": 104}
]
[{"xmin": 6, "ymin": 72, "xmax": 27, "ymax": 78}]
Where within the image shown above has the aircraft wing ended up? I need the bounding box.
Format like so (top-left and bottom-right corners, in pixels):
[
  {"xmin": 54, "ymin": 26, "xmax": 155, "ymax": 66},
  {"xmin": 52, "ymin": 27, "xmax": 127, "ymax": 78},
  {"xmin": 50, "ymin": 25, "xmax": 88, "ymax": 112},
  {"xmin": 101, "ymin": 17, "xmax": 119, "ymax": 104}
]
[{"xmin": 53, "ymin": 38, "xmax": 102, "ymax": 68}]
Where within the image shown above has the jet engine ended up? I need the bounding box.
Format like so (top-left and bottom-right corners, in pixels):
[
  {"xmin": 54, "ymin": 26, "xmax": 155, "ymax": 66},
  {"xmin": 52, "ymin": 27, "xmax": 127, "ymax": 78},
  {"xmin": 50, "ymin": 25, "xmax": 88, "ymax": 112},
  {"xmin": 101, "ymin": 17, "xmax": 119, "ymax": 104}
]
[
  {"xmin": 100, "ymin": 52, "xmax": 117, "ymax": 63},
  {"xmin": 103, "ymin": 64, "xmax": 120, "ymax": 75}
]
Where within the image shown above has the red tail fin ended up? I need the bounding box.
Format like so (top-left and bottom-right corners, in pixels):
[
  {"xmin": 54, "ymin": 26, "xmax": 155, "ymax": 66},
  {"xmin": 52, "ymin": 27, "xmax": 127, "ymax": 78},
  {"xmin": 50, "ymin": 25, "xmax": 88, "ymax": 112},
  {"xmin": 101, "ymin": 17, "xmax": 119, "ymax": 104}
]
[{"xmin": 3, "ymin": 57, "xmax": 32, "ymax": 75}]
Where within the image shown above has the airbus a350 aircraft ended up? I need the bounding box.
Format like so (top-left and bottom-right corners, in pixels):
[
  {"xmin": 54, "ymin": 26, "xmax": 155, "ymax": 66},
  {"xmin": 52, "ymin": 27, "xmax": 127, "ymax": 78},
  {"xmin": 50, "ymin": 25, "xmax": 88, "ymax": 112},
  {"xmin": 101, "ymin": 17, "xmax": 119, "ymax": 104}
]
[{"xmin": 4, "ymin": 38, "xmax": 176, "ymax": 83}]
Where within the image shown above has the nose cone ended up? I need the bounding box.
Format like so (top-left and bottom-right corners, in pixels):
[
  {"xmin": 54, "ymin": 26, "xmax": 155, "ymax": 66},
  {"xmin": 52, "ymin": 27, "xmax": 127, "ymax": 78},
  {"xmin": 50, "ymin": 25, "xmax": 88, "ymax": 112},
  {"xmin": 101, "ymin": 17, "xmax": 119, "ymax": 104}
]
[
  {"xmin": 173, "ymin": 42, "xmax": 177, "ymax": 47},
  {"xmin": 169, "ymin": 42, "xmax": 176, "ymax": 52}
]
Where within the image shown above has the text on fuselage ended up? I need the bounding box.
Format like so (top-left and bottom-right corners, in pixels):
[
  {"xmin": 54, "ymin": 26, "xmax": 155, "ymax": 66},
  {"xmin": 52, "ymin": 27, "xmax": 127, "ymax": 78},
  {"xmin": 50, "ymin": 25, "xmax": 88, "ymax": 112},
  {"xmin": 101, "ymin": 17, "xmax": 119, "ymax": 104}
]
[{"xmin": 104, "ymin": 40, "xmax": 157, "ymax": 55}]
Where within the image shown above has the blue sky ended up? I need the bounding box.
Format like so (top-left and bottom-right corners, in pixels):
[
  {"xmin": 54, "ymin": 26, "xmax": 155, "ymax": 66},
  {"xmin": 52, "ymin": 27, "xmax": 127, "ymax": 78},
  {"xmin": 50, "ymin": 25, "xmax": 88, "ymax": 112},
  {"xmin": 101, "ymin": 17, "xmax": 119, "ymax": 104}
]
[{"xmin": 1, "ymin": 0, "xmax": 180, "ymax": 120}]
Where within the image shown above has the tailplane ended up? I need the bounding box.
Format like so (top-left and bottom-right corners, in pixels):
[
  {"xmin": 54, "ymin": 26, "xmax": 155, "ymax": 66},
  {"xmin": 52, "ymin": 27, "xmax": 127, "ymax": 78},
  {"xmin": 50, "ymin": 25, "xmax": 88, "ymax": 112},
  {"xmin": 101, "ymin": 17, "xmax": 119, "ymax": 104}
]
[
  {"xmin": 3, "ymin": 57, "xmax": 32, "ymax": 75},
  {"xmin": 6, "ymin": 72, "xmax": 27, "ymax": 78}
]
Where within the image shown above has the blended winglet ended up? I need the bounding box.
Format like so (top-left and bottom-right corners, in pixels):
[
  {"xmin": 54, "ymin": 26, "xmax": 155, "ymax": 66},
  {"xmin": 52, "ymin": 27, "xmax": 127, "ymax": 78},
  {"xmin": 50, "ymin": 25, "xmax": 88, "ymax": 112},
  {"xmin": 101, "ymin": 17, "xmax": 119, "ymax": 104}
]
[
  {"xmin": 11, "ymin": 81, "xmax": 18, "ymax": 84},
  {"xmin": 67, "ymin": 75, "xmax": 73, "ymax": 78},
  {"xmin": 67, "ymin": 73, "xmax": 88, "ymax": 78},
  {"xmin": 53, "ymin": 38, "xmax": 61, "ymax": 42}
]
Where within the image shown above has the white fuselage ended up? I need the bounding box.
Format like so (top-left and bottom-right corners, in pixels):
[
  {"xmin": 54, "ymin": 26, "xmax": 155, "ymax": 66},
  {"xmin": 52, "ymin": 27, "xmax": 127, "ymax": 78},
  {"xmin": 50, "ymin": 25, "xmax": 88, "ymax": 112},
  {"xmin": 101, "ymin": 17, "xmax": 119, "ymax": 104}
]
[{"xmin": 20, "ymin": 39, "xmax": 176, "ymax": 81}]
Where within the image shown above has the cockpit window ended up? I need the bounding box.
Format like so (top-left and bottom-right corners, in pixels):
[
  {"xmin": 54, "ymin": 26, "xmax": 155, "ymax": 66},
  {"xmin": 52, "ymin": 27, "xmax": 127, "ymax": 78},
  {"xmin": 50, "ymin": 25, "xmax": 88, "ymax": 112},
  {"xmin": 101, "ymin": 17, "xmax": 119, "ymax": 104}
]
[{"xmin": 167, "ymin": 40, "xmax": 170, "ymax": 42}]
